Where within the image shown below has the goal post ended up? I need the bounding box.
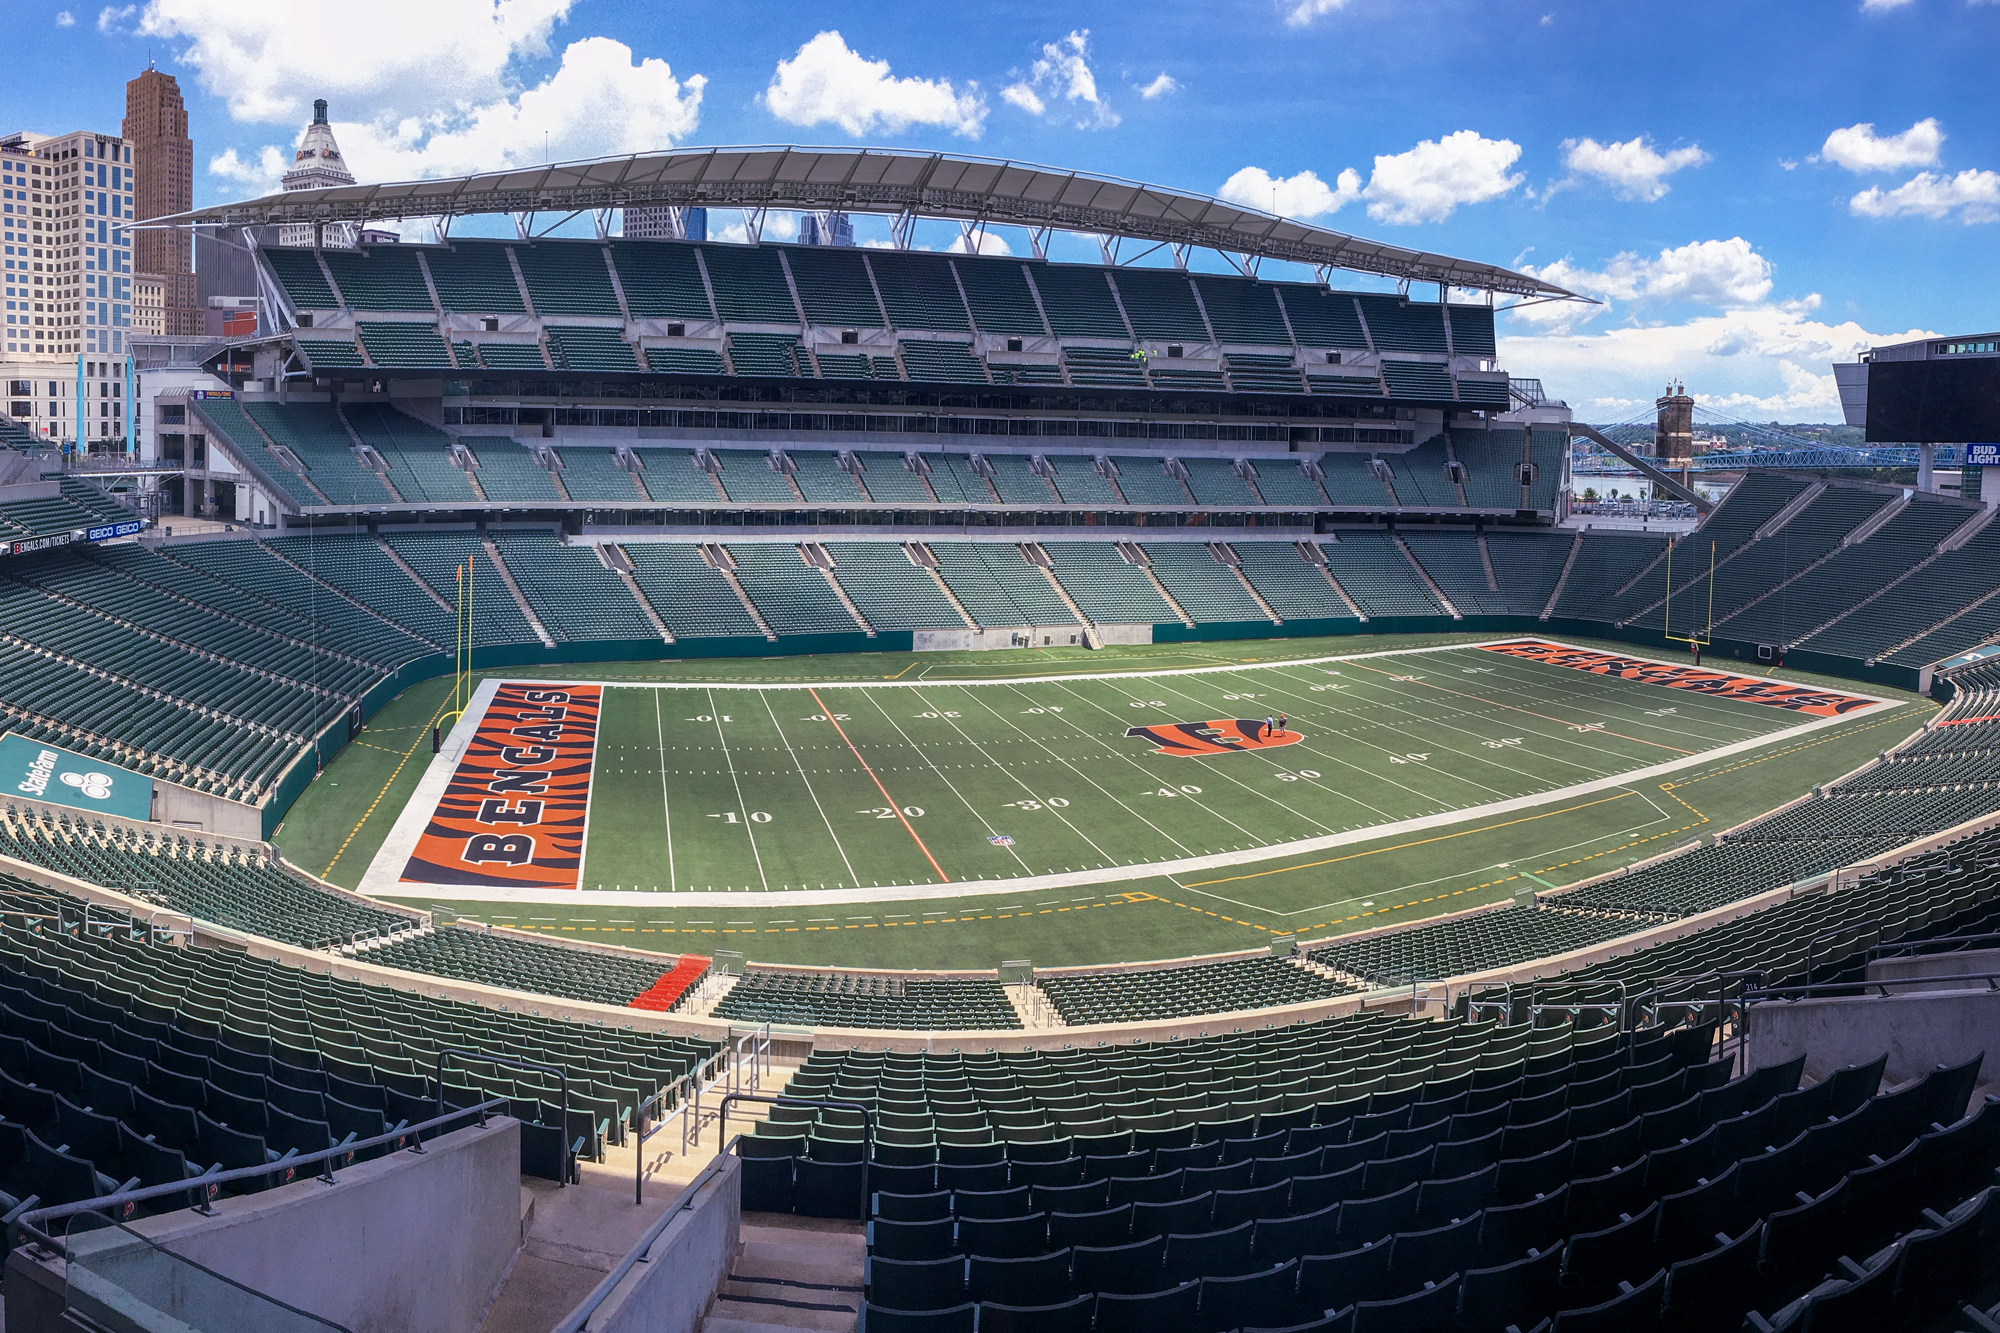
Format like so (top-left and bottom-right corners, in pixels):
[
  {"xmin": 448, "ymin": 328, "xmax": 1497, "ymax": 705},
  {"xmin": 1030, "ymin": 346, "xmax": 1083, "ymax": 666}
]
[{"xmin": 1662, "ymin": 538, "xmax": 1717, "ymax": 665}]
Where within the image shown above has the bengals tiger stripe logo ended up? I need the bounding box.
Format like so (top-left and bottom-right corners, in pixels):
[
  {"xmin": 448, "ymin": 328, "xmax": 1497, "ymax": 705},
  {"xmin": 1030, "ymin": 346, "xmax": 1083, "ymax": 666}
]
[
  {"xmin": 401, "ymin": 683, "xmax": 602, "ymax": 891},
  {"xmin": 1126, "ymin": 719, "xmax": 1304, "ymax": 757}
]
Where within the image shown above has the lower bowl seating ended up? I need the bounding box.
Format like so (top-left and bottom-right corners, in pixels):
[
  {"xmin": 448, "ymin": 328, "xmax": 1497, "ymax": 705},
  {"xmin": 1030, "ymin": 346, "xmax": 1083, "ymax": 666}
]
[
  {"xmin": 743, "ymin": 1010, "xmax": 1996, "ymax": 1333},
  {"xmin": 0, "ymin": 871, "xmax": 720, "ymax": 1200}
]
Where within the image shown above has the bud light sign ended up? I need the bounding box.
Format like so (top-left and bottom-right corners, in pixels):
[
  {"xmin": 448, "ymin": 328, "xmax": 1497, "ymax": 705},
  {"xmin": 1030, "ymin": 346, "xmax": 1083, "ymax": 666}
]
[{"xmin": 1967, "ymin": 444, "xmax": 2000, "ymax": 468}]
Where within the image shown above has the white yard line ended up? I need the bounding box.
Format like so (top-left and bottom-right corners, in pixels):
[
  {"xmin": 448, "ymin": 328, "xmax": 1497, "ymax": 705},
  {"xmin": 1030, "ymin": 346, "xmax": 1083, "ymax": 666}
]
[
  {"xmin": 655, "ymin": 690, "xmax": 676, "ymax": 893},
  {"xmin": 1096, "ymin": 674, "xmax": 1349, "ymax": 833},
  {"xmin": 708, "ymin": 688, "xmax": 769, "ymax": 892},
  {"xmin": 852, "ymin": 689, "xmax": 1034, "ymax": 877},
  {"xmin": 1250, "ymin": 662, "xmax": 1631, "ymax": 791},
  {"xmin": 1072, "ymin": 673, "xmax": 1431, "ymax": 821},
  {"xmin": 955, "ymin": 683, "xmax": 1209, "ymax": 859},
  {"xmin": 483, "ymin": 637, "xmax": 1887, "ymax": 694},
  {"xmin": 381, "ymin": 697, "xmax": 1903, "ymax": 908},
  {"xmin": 760, "ymin": 690, "xmax": 859, "ymax": 888},
  {"xmin": 1435, "ymin": 653, "xmax": 1784, "ymax": 740},
  {"xmin": 1287, "ymin": 653, "xmax": 1677, "ymax": 774},
  {"xmin": 899, "ymin": 685, "xmax": 1120, "ymax": 867}
]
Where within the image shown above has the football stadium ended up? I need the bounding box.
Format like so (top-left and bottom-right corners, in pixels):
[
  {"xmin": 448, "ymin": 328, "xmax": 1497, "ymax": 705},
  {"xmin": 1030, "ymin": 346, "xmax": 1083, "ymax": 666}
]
[{"xmin": 3, "ymin": 137, "xmax": 2000, "ymax": 1333}]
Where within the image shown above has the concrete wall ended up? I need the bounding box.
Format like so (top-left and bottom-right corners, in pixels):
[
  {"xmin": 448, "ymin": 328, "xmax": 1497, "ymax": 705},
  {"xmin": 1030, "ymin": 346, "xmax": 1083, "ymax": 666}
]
[
  {"xmin": 581, "ymin": 1154, "xmax": 741, "ymax": 1333},
  {"xmin": 61, "ymin": 1120, "xmax": 518, "ymax": 1333},
  {"xmin": 912, "ymin": 626, "xmax": 1087, "ymax": 652},
  {"xmin": 1744, "ymin": 986, "xmax": 2000, "ymax": 1088},
  {"xmin": 1868, "ymin": 946, "xmax": 2000, "ymax": 989},
  {"xmin": 151, "ymin": 776, "xmax": 263, "ymax": 839}
]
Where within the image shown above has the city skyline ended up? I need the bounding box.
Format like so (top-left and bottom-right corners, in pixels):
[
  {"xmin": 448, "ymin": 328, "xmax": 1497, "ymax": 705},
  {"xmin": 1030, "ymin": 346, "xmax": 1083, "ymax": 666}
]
[{"xmin": 9, "ymin": 0, "xmax": 1998, "ymax": 415}]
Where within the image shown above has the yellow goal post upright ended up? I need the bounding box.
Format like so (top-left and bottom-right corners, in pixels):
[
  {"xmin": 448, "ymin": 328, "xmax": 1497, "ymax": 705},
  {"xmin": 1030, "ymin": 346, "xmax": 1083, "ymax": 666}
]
[
  {"xmin": 433, "ymin": 558, "xmax": 474, "ymax": 753},
  {"xmin": 1661, "ymin": 537, "xmax": 1717, "ymax": 666}
]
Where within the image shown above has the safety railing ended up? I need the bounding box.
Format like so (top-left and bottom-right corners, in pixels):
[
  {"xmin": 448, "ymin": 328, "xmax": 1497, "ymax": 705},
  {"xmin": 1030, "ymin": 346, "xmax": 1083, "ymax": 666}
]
[
  {"xmin": 79, "ymin": 902, "xmax": 133, "ymax": 940},
  {"xmin": 718, "ymin": 1094, "xmax": 872, "ymax": 1210},
  {"xmin": 551, "ymin": 1142, "xmax": 739, "ymax": 1333},
  {"xmin": 630, "ymin": 1048, "xmax": 725, "ymax": 1206},
  {"xmin": 144, "ymin": 909, "xmax": 194, "ymax": 945},
  {"xmin": 10, "ymin": 1097, "xmax": 508, "ymax": 1256},
  {"xmin": 1466, "ymin": 979, "xmax": 1631, "ymax": 1032},
  {"xmin": 727, "ymin": 1023, "xmax": 772, "ymax": 1096},
  {"xmin": 436, "ymin": 1049, "xmax": 568, "ymax": 1188},
  {"xmin": 1866, "ymin": 930, "xmax": 2000, "ymax": 963},
  {"xmin": 1745, "ymin": 971, "xmax": 2000, "ymax": 1002}
]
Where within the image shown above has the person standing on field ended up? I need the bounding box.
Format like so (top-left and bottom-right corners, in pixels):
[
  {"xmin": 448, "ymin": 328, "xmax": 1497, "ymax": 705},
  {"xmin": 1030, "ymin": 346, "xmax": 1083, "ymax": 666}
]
[
  {"xmin": 1264, "ymin": 716, "xmax": 1275, "ymax": 738},
  {"xmin": 1277, "ymin": 713, "xmax": 1287, "ymax": 735}
]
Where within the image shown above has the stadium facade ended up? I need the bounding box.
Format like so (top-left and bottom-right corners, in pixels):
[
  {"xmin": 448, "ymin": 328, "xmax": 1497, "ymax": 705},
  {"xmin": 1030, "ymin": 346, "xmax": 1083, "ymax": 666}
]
[{"xmin": 2, "ymin": 148, "xmax": 2000, "ymax": 1333}]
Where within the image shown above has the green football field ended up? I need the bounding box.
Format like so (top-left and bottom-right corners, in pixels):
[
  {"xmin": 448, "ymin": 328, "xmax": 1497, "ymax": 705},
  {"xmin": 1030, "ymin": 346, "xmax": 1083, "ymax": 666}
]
[
  {"xmin": 285, "ymin": 632, "xmax": 1927, "ymax": 968},
  {"xmin": 573, "ymin": 643, "xmax": 1817, "ymax": 895}
]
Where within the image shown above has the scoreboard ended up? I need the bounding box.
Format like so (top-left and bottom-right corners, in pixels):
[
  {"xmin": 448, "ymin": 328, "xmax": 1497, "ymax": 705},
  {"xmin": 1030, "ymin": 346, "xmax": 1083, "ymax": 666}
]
[{"xmin": 1865, "ymin": 355, "xmax": 2000, "ymax": 443}]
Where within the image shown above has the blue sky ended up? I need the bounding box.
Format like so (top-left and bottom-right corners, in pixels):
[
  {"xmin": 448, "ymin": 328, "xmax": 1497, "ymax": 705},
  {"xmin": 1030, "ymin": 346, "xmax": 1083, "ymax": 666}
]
[{"xmin": 15, "ymin": 0, "xmax": 1999, "ymax": 418}]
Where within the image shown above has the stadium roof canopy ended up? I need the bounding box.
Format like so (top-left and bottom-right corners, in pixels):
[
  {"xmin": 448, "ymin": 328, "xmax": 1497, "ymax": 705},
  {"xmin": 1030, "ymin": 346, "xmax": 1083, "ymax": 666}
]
[{"xmin": 160, "ymin": 144, "xmax": 1584, "ymax": 301}]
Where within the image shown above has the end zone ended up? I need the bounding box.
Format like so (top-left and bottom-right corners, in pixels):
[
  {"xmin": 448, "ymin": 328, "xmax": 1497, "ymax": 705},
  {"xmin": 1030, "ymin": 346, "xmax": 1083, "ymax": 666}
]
[{"xmin": 362, "ymin": 679, "xmax": 604, "ymax": 896}]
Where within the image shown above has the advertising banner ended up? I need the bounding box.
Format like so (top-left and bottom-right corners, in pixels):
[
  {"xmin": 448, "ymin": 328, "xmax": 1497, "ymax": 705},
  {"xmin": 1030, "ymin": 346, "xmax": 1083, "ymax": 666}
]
[{"xmin": 0, "ymin": 732, "xmax": 152, "ymax": 821}]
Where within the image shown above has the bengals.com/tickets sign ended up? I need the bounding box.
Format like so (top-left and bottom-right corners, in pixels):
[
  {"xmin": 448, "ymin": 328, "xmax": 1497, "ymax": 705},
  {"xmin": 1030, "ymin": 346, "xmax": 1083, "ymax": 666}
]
[
  {"xmin": 400, "ymin": 683, "xmax": 602, "ymax": 891},
  {"xmin": 1480, "ymin": 641, "xmax": 1881, "ymax": 718}
]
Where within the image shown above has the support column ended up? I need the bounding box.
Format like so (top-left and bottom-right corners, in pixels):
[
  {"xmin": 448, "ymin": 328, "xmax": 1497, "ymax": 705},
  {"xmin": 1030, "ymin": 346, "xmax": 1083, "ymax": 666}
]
[{"xmin": 1919, "ymin": 442, "xmax": 1936, "ymax": 493}]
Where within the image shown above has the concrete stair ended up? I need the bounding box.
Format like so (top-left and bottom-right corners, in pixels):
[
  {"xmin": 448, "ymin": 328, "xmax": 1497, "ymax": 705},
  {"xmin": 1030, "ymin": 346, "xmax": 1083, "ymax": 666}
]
[{"xmin": 703, "ymin": 1221, "xmax": 864, "ymax": 1333}]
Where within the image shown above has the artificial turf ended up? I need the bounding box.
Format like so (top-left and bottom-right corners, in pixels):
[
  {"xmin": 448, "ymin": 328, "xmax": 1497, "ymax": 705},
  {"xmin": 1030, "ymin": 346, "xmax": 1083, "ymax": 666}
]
[{"xmin": 271, "ymin": 631, "xmax": 1928, "ymax": 969}]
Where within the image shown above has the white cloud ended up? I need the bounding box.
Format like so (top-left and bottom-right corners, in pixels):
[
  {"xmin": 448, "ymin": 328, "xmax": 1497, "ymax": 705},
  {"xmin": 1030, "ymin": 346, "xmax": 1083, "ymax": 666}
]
[
  {"xmin": 1362, "ymin": 131, "xmax": 1523, "ymax": 224},
  {"xmin": 1523, "ymin": 238, "xmax": 1775, "ymax": 314},
  {"xmin": 1217, "ymin": 165, "xmax": 1362, "ymax": 218},
  {"xmin": 1820, "ymin": 118, "xmax": 1943, "ymax": 171},
  {"xmin": 1540, "ymin": 11, "xmax": 1554, "ymax": 23},
  {"xmin": 1850, "ymin": 168, "xmax": 2000, "ymax": 223},
  {"xmin": 96, "ymin": 4, "xmax": 134, "ymax": 33},
  {"xmin": 54, "ymin": 10, "xmax": 74, "ymax": 24},
  {"xmin": 1861, "ymin": 0, "xmax": 1915, "ymax": 10},
  {"xmin": 1558, "ymin": 135, "xmax": 1711, "ymax": 202},
  {"xmin": 1137, "ymin": 73, "xmax": 1178, "ymax": 100},
  {"xmin": 1283, "ymin": 0, "xmax": 1350, "ymax": 26},
  {"xmin": 709, "ymin": 212, "xmax": 801, "ymax": 246},
  {"xmin": 1001, "ymin": 85, "xmax": 1045, "ymax": 115},
  {"xmin": 946, "ymin": 231, "xmax": 1013, "ymax": 256},
  {"xmin": 209, "ymin": 36, "xmax": 704, "ymax": 191},
  {"xmin": 1502, "ymin": 306, "xmax": 1932, "ymax": 417},
  {"xmin": 1002, "ymin": 31, "xmax": 1118, "ymax": 129},
  {"xmin": 763, "ymin": 30, "xmax": 985, "ymax": 139},
  {"xmin": 206, "ymin": 145, "xmax": 287, "ymax": 196},
  {"xmin": 137, "ymin": 0, "xmax": 574, "ymax": 125}
]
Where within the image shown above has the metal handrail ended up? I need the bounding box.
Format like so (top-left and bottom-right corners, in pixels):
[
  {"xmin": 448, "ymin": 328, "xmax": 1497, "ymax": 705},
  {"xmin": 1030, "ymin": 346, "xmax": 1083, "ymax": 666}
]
[
  {"xmin": 1747, "ymin": 970, "xmax": 2000, "ymax": 1001},
  {"xmin": 717, "ymin": 1094, "xmax": 872, "ymax": 1213},
  {"xmin": 144, "ymin": 909, "xmax": 194, "ymax": 944},
  {"xmin": 436, "ymin": 1049, "xmax": 569, "ymax": 1188},
  {"xmin": 551, "ymin": 1141, "xmax": 740, "ymax": 1333},
  {"xmin": 1866, "ymin": 930, "xmax": 2000, "ymax": 962},
  {"xmin": 632, "ymin": 1050, "xmax": 724, "ymax": 1207},
  {"xmin": 11, "ymin": 1097, "xmax": 508, "ymax": 1253}
]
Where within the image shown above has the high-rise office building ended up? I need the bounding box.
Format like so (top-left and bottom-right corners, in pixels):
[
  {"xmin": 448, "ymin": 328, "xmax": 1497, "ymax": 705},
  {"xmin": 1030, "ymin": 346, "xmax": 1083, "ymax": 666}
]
[
  {"xmin": 280, "ymin": 99, "xmax": 357, "ymax": 248},
  {"xmin": 123, "ymin": 66, "xmax": 199, "ymax": 337},
  {"xmin": 0, "ymin": 125, "xmax": 133, "ymax": 447},
  {"xmin": 799, "ymin": 211, "xmax": 853, "ymax": 246},
  {"xmin": 624, "ymin": 205, "xmax": 706, "ymax": 241}
]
